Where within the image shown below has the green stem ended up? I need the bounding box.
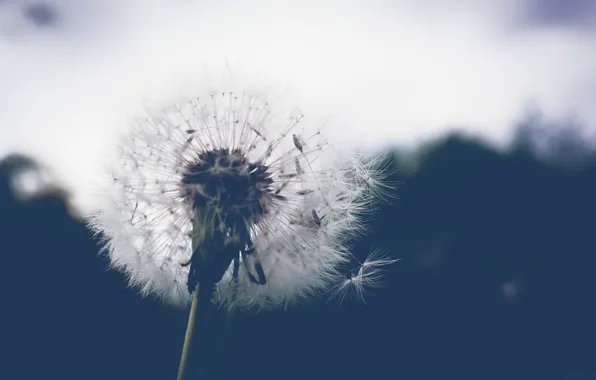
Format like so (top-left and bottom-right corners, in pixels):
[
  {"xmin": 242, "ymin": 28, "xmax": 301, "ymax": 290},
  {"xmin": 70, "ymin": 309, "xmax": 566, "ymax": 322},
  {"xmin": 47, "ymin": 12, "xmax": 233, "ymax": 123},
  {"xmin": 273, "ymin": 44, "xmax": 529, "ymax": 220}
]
[
  {"xmin": 177, "ymin": 282, "xmax": 216, "ymax": 380},
  {"xmin": 177, "ymin": 284, "xmax": 200, "ymax": 380}
]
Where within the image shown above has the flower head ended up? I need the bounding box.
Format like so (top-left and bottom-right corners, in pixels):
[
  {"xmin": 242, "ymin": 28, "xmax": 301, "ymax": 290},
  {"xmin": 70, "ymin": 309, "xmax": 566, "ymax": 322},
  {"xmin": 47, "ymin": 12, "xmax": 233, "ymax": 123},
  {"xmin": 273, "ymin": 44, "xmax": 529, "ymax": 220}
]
[{"xmin": 87, "ymin": 86, "xmax": 394, "ymax": 311}]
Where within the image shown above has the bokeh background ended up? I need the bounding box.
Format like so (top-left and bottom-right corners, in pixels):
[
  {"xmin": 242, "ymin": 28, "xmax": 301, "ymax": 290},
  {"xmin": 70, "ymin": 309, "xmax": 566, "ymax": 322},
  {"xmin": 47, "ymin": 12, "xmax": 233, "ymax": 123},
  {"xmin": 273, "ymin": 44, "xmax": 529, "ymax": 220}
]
[{"xmin": 2, "ymin": 1, "xmax": 596, "ymax": 379}]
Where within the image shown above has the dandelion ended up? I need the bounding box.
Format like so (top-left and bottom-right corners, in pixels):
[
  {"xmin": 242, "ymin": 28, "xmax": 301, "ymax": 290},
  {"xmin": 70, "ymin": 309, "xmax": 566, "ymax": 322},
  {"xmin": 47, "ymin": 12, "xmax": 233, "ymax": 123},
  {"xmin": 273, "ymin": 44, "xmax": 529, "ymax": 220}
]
[{"xmin": 87, "ymin": 82, "xmax": 396, "ymax": 379}]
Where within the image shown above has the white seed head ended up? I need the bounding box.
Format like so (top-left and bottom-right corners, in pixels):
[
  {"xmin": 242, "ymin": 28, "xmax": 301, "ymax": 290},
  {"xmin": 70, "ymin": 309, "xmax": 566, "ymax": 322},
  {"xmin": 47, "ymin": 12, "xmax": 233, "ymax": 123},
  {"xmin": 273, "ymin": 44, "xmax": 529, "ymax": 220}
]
[{"xmin": 87, "ymin": 85, "xmax": 395, "ymax": 311}]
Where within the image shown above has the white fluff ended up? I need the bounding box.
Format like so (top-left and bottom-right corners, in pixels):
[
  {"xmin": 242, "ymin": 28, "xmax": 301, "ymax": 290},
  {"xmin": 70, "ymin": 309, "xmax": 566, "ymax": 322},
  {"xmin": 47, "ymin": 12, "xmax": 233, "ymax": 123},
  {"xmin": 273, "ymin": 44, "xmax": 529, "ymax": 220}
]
[
  {"xmin": 328, "ymin": 249, "xmax": 400, "ymax": 304},
  {"xmin": 87, "ymin": 80, "xmax": 395, "ymax": 311}
]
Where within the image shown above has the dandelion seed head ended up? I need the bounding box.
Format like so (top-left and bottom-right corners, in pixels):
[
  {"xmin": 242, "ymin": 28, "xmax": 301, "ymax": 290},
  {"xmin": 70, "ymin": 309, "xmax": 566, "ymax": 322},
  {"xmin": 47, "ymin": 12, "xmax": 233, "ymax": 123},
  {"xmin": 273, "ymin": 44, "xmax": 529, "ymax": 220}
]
[{"xmin": 87, "ymin": 78, "xmax": 395, "ymax": 311}]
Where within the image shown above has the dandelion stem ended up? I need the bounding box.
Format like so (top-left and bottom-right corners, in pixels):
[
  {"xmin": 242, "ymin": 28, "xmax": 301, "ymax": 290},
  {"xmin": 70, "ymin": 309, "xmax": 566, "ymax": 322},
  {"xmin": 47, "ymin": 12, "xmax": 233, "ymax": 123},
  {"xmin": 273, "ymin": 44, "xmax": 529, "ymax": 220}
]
[
  {"xmin": 177, "ymin": 284, "xmax": 200, "ymax": 380},
  {"xmin": 177, "ymin": 282, "xmax": 215, "ymax": 380}
]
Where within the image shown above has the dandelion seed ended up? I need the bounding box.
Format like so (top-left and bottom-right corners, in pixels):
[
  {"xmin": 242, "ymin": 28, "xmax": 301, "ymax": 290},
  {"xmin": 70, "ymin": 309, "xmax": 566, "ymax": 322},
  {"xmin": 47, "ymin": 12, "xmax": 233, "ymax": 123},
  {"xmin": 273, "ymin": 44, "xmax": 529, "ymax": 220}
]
[
  {"xmin": 329, "ymin": 249, "xmax": 400, "ymax": 304},
  {"xmin": 87, "ymin": 87, "xmax": 395, "ymax": 311}
]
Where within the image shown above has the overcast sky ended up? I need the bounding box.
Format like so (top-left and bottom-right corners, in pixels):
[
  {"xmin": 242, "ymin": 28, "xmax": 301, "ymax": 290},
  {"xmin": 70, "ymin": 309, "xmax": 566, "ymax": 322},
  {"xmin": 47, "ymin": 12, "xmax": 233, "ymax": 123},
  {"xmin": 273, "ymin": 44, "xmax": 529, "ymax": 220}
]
[{"xmin": 1, "ymin": 0, "xmax": 596, "ymax": 212}]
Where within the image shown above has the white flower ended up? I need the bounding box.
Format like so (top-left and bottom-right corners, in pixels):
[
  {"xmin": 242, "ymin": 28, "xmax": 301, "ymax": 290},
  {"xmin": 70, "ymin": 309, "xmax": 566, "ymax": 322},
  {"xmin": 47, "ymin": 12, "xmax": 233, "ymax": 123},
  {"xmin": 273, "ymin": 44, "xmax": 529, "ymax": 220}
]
[{"xmin": 87, "ymin": 85, "xmax": 395, "ymax": 311}]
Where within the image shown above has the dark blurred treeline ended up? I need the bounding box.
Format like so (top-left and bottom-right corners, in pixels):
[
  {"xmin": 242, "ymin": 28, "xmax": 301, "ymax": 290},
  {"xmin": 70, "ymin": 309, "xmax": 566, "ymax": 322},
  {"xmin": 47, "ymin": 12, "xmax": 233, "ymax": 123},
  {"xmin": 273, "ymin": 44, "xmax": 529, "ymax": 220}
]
[{"xmin": 2, "ymin": 121, "xmax": 596, "ymax": 380}]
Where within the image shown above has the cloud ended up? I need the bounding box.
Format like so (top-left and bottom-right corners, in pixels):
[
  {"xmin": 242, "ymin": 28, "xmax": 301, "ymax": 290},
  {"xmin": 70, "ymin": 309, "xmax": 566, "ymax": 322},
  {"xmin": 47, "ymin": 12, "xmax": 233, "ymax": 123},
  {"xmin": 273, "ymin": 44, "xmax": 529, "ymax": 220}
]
[
  {"xmin": 1, "ymin": 0, "xmax": 595, "ymax": 213},
  {"xmin": 515, "ymin": 0, "xmax": 596, "ymax": 29}
]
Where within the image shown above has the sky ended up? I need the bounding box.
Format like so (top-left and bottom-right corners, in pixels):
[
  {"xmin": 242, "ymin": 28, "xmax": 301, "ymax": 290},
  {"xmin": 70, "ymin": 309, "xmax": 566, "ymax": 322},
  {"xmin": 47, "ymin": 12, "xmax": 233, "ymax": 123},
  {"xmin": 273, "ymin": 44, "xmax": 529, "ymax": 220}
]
[{"xmin": 1, "ymin": 0, "xmax": 596, "ymax": 213}]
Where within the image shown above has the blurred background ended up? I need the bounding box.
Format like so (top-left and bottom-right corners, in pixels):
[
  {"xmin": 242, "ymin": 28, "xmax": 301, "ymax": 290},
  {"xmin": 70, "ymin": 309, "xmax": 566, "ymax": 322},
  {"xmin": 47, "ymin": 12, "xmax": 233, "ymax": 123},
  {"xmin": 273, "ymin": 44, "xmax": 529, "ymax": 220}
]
[{"xmin": 2, "ymin": 1, "xmax": 596, "ymax": 379}]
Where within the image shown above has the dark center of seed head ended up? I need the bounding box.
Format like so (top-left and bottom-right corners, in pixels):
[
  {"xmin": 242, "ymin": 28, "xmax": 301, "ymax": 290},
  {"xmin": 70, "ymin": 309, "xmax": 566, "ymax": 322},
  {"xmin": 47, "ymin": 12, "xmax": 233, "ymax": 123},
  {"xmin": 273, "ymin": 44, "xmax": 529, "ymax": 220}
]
[
  {"xmin": 181, "ymin": 148, "xmax": 276, "ymax": 226},
  {"xmin": 181, "ymin": 148, "xmax": 285, "ymax": 288}
]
